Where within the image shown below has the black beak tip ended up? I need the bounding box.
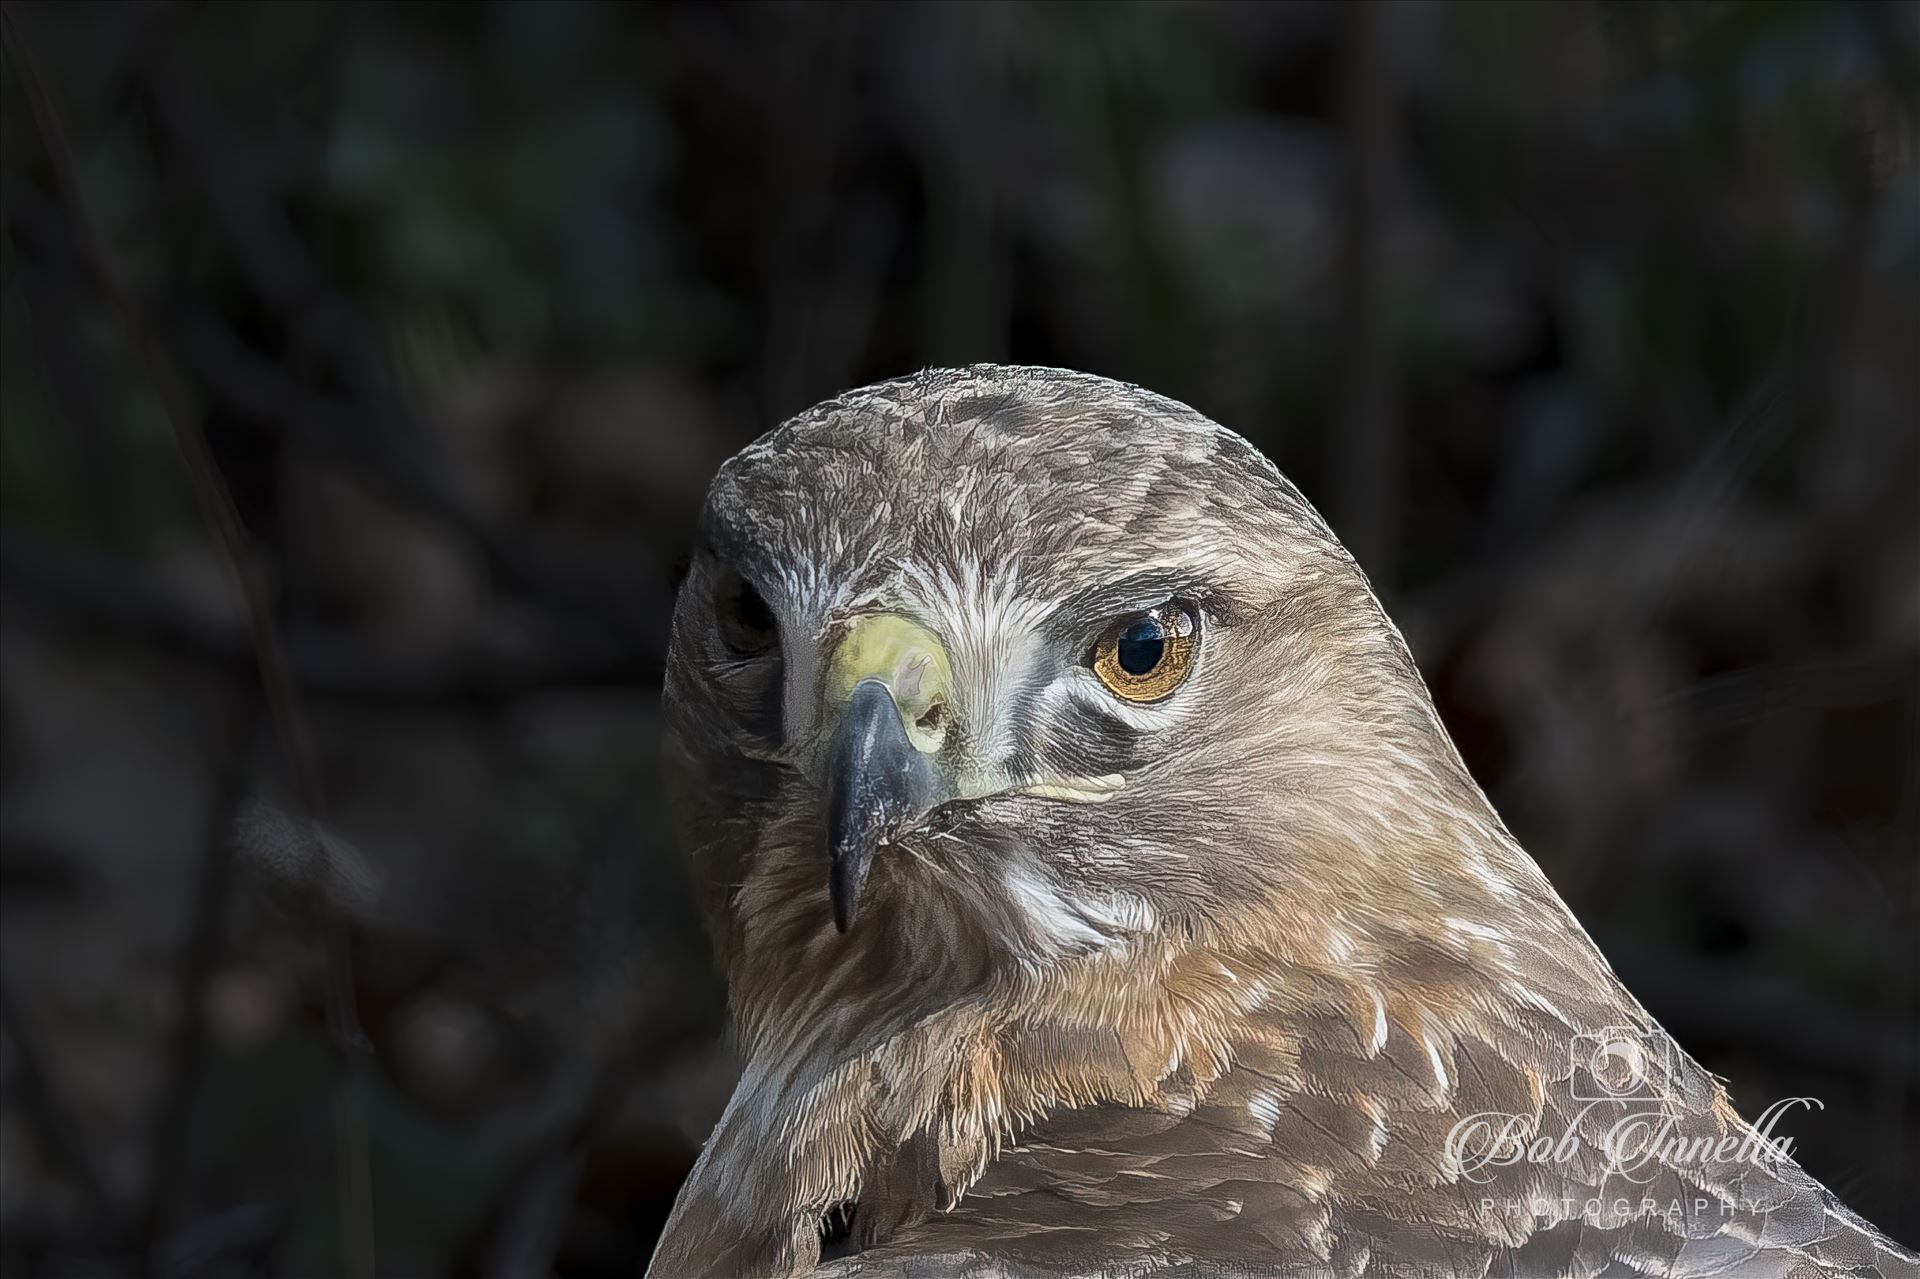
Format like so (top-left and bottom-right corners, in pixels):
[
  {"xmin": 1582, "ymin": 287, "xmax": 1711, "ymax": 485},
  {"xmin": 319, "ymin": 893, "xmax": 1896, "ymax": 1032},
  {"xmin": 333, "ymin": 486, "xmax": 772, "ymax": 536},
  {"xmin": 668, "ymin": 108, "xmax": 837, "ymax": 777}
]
[{"xmin": 827, "ymin": 839, "xmax": 873, "ymax": 934}]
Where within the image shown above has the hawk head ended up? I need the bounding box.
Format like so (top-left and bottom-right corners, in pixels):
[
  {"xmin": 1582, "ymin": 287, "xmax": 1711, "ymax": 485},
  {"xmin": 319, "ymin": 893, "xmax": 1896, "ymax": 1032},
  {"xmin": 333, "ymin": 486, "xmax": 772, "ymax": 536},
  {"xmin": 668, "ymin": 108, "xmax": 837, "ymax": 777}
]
[
  {"xmin": 666, "ymin": 366, "xmax": 1516, "ymax": 1016},
  {"xmin": 658, "ymin": 364, "xmax": 1572, "ymax": 1271}
]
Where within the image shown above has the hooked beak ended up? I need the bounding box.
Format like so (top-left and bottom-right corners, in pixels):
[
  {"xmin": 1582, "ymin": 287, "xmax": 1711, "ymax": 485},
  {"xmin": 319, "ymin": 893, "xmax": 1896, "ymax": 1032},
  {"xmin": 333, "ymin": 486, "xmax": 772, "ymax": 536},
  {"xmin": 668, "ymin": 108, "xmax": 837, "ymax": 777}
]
[
  {"xmin": 819, "ymin": 615, "xmax": 952, "ymax": 932},
  {"xmin": 825, "ymin": 679, "xmax": 940, "ymax": 931}
]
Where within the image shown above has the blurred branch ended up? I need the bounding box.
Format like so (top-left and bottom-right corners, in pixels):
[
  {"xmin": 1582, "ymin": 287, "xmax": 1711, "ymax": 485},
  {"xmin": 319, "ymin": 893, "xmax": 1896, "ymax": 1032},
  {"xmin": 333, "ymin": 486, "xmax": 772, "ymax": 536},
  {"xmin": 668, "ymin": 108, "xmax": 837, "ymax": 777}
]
[
  {"xmin": 0, "ymin": 6, "xmax": 375, "ymax": 1272},
  {"xmin": 483, "ymin": 1145, "xmax": 590, "ymax": 1279},
  {"xmin": 139, "ymin": 63, "xmax": 395, "ymax": 413},
  {"xmin": 2, "ymin": 3, "xmax": 323, "ymax": 815},
  {"xmin": 167, "ymin": 308, "xmax": 479, "ymax": 529},
  {"xmin": 474, "ymin": 1069, "xmax": 619, "ymax": 1279},
  {"xmin": 140, "ymin": 699, "xmax": 255, "ymax": 1250},
  {"xmin": 1328, "ymin": 0, "xmax": 1403, "ymax": 594},
  {"xmin": 5, "ymin": 170, "xmax": 667, "ymax": 641},
  {"xmin": 10, "ymin": 188, "xmax": 133, "ymax": 543},
  {"xmin": 130, "ymin": 61, "xmax": 671, "ymax": 635},
  {"xmin": 0, "ymin": 526, "xmax": 661, "ymax": 703},
  {"xmin": 169, "ymin": 308, "xmax": 669, "ymax": 634},
  {"xmin": 151, "ymin": 1202, "xmax": 278, "ymax": 1279},
  {"xmin": 0, "ymin": 971, "xmax": 123, "ymax": 1238}
]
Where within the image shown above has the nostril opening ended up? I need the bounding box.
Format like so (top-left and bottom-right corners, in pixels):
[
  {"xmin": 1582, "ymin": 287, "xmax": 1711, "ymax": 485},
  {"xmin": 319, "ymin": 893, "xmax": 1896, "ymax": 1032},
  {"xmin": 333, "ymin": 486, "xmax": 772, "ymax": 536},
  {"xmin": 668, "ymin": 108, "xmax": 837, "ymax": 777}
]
[{"xmin": 916, "ymin": 701, "xmax": 948, "ymax": 734}]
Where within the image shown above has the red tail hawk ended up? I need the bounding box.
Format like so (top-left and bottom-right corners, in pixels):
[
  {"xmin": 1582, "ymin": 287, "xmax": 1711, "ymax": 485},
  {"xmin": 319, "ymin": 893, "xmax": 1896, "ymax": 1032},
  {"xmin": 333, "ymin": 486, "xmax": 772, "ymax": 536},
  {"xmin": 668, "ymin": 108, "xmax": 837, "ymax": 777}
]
[{"xmin": 648, "ymin": 367, "xmax": 1915, "ymax": 1278}]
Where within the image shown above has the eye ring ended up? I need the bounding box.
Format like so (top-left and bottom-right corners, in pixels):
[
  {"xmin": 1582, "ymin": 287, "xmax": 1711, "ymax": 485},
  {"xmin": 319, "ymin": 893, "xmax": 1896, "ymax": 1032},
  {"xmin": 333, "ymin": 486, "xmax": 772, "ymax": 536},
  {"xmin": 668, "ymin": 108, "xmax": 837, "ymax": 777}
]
[
  {"xmin": 714, "ymin": 568, "xmax": 778, "ymax": 655},
  {"xmin": 1091, "ymin": 604, "xmax": 1198, "ymax": 702}
]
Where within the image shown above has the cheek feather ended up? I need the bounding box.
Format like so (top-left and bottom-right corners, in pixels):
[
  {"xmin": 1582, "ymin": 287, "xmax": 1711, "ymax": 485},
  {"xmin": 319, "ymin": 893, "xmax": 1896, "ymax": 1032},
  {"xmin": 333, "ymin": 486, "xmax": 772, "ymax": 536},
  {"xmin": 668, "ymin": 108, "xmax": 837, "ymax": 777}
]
[
  {"xmin": 1002, "ymin": 867, "xmax": 1112, "ymax": 956},
  {"xmin": 998, "ymin": 867, "xmax": 1160, "ymax": 960}
]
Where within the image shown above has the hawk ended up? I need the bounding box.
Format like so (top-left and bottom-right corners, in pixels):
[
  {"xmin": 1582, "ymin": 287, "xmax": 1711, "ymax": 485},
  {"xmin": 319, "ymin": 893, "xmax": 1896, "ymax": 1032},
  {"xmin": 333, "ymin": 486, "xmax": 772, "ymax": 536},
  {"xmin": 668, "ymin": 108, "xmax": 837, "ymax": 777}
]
[{"xmin": 648, "ymin": 366, "xmax": 1915, "ymax": 1278}]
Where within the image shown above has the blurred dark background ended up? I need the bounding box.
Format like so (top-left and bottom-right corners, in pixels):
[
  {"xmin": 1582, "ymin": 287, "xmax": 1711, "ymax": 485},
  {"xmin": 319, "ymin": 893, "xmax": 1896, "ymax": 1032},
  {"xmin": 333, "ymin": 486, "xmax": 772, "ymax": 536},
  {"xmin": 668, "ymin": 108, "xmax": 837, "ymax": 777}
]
[{"xmin": 1, "ymin": 1, "xmax": 1915, "ymax": 1275}]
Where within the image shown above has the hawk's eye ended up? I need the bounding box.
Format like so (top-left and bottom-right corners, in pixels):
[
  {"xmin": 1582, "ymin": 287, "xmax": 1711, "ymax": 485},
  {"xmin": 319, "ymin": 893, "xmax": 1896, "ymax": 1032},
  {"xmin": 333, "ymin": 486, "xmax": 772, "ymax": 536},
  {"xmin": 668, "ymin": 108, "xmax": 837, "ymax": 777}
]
[
  {"xmin": 1091, "ymin": 604, "xmax": 1197, "ymax": 702},
  {"xmin": 715, "ymin": 569, "xmax": 778, "ymax": 654}
]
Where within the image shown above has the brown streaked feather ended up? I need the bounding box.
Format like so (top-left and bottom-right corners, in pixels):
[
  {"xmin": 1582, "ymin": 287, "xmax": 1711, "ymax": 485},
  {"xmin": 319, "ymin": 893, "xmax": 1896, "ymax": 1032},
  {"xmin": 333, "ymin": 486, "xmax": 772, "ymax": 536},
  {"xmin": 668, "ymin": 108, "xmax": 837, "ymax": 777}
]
[{"xmin": 814, "ymin": 976, "xmax": 1911, "ymax": 1277}]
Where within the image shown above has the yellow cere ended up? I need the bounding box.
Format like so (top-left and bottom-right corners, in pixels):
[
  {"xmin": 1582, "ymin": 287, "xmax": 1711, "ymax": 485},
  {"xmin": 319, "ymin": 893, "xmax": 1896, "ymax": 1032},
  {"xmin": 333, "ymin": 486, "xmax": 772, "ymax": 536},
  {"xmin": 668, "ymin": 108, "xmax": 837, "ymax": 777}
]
[{"xmin": 824, "ymin": 613, "xmax": 955, "ymax": 753}]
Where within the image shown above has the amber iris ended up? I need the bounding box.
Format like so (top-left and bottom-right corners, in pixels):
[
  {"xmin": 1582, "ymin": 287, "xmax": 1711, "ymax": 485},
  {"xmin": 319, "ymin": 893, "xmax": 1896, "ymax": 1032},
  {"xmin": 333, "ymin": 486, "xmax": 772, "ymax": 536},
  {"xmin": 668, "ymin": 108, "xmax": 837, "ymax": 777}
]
[{"xmin": 1091, "ymin": 604, "xmax": 1197, "ymax": 702}]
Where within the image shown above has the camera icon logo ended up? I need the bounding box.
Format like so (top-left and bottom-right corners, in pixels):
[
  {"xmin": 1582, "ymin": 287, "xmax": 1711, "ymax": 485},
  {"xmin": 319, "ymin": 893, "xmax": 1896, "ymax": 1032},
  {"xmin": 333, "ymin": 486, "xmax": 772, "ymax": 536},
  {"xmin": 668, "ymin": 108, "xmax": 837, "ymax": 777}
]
[{"xmin": 1570, "ymin": 1027, "xmax": 1673, "ymax": 1101}]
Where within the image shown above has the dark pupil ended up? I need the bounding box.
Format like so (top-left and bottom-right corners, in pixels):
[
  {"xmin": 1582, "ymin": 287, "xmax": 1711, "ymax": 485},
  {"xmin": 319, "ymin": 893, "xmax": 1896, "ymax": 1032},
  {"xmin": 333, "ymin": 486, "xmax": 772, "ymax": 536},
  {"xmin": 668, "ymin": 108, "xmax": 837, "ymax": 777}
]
[
  {"xmin": 1116, "ymin": 618, "xmax": 1165, "ymax": 676},
  {"xmin": 735, "ymin": 580, "xmax": 775, "ymax": 635}
]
